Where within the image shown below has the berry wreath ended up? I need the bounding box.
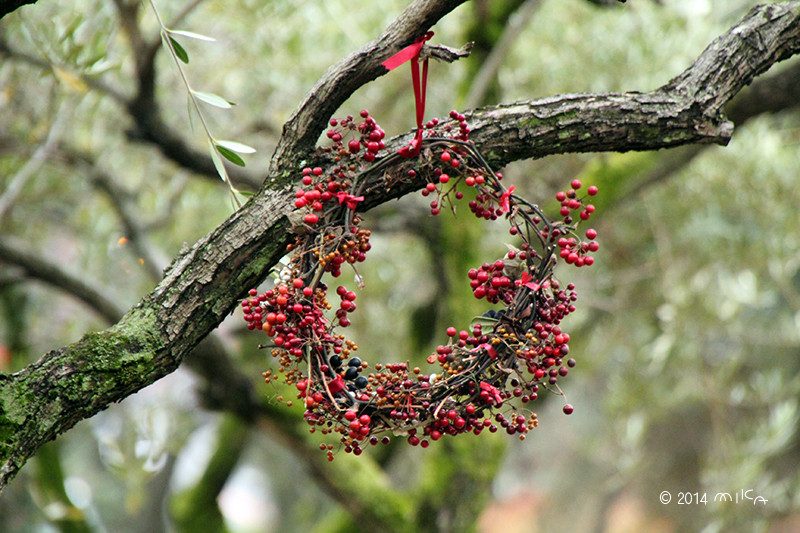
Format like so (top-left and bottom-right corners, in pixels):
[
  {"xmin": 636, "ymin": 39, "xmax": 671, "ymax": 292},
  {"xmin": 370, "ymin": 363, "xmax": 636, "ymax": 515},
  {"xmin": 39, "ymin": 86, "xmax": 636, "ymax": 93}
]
[{"xmin": 241, "ymin": 109, "xmax": 600, "ymax": 460}]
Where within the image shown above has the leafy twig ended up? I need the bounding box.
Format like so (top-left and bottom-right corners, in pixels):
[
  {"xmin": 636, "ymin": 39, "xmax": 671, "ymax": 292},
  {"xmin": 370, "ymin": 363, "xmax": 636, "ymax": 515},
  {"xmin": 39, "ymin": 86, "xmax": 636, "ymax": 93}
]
[{"xmin": 147, "ymin": 0, "xmax": 255, "ymax": 207}]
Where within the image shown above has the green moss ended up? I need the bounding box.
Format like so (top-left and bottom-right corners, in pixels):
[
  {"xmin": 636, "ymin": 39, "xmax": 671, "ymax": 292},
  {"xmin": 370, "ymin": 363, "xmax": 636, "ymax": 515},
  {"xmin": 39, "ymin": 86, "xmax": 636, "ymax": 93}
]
[
  {"xmin": 521, "ymin": 108, "xmax": 580, "ymax": 131},
  {"xmin": 521, "ymin": 116, "xmax": 542, "ymax": 129}
]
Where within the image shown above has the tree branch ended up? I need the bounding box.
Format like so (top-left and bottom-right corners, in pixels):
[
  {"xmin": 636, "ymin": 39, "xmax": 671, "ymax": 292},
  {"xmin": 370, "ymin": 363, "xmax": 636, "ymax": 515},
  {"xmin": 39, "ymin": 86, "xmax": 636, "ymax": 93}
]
[
  {"xmin": 269, "ymin": 0, "xmax": 469, "ymax": 173},
  {"xmin": 0, "ymin": 0, "xmax": 36, "ymax": 20},
  {"xmin": 1, "ymin": 0, "xmax": 799, "ymax": 493},
  {"xmin": 0, "ymin": 8, "xmax": 262, "ymax": 190}
]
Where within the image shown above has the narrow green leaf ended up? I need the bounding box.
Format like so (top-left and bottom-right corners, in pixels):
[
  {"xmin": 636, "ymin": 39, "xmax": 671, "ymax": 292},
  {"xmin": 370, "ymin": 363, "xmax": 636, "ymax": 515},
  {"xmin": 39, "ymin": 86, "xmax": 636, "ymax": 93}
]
[
  {"xmin": 216, "ymin": 140, "xmax": 256, "ymax": 154},
  {"xmin": 193, "ymin": 90, "xmax": 234, "ymax": 109},
  {"xmin": 169, "ymin": 37, "xmax": 189, "ymax": 64},
  {"xmin": 238, "ymin": 190, "xmax": 255, "ymax": 197},
  {"xmin": 209, "ymin": 140, "xmax": 230, "ymax": 182},
  {"xmin": 216, "ymin": 144, "xmax": 246, "ymax": 166},
  {"xmin": 169, "ymin": 30, "xmax": 216, "ymax": 42}
]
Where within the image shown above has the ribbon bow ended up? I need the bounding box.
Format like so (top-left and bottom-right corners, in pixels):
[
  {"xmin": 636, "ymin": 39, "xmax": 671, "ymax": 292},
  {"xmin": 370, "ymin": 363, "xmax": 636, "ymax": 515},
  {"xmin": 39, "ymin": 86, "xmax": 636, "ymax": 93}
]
[{"xmin": 382, "ymin": 31, "xmax": 434, "ymax": 158}]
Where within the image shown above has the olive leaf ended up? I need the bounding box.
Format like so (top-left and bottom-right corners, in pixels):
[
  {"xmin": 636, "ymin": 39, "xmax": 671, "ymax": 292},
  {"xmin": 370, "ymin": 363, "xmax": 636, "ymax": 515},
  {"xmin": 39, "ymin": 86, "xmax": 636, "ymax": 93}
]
[
  {"xmin": 216, "ymin": 144, "xmax": 246, "ymax": 166},
  {"xmin": 169, "ymin": 37, "xmax": 189, "ymax": 63},
  {"xmin": 193, "ymin": 90, "xmax": 234, "ymax": 109}
]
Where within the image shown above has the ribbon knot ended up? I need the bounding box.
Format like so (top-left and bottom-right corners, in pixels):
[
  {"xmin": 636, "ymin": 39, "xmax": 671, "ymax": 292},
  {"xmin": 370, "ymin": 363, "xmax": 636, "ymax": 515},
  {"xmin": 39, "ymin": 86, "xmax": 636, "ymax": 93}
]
[{"xmin": 382, "ymin": 32, "xmax": 434, "ymax": 158}]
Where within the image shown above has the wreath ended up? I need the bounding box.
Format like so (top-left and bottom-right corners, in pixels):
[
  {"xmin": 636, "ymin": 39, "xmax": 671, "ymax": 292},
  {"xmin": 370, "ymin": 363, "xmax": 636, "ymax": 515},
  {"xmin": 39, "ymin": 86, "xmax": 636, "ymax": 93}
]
[{"xmin": 241, "ymin": 36, "xmax": 599, "ymax": 460}]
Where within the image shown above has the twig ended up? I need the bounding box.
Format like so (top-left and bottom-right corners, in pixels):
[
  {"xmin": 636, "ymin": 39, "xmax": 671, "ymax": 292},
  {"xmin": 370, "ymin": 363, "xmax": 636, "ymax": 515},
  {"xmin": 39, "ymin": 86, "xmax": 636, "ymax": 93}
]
[{"xmin": 0, "ymin": 98, "xmax": 73, "ymax": 224}]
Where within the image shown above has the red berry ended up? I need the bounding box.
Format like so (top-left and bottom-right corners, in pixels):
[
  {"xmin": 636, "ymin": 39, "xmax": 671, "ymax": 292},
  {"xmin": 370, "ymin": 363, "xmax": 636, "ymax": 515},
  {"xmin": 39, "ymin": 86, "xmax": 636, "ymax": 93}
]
[
  {"xmin": 587, "ymin": 185, "xmax": 598, "ymax": 195},
  {"xmin": 571, "ymin": 179, "xmax": 582, "ymax": 190},
  {"xmin": 563, "ymin": 404, "xmax": 574, "ymax": 415},
  {"xmin": 586, "ymin": 228, "xmax": 597, "ymax": 239},
  {"xmin": 348, "ymin": 139, "xmax": 360, "ymax": 153},
  {"xmin": 304, "ymin": 213, "xmax": 319, "ymax": 225}
]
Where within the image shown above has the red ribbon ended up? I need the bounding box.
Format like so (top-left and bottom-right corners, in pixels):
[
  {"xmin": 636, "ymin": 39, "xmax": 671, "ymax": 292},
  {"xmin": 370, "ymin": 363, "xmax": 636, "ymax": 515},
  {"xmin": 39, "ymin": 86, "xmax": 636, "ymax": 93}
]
[
  {"xmin": 516, "ymin": 271, "xmax": 540, "ymax": 292},
  {"xmin": 498, "ymin": 185, "xmax": 516, "ymax": 214},
  {"xmin": 382, "ymin": 31, "xmax": 434, "ymax": 158},
  {"xmin": 480, "ymin": 381, "xmax": 503, "ymax": 403},
  {"xmin": 334, "ymin": 191, "xmax": 364, "ymax": 210},
  {"xmin": 476, "ymin": 342, "xmax": 498, "ymax": 360},
  {"xmin": 327, "ymin": 375, "xmax": 345, "ymax": 394}
]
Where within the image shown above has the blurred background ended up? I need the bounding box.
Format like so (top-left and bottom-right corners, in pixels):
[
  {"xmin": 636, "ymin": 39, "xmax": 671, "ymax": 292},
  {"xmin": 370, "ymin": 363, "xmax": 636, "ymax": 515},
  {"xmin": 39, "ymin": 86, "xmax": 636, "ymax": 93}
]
[{"xmin": 1, "ymin": 0, "xmax": 799, "ymax": 532}]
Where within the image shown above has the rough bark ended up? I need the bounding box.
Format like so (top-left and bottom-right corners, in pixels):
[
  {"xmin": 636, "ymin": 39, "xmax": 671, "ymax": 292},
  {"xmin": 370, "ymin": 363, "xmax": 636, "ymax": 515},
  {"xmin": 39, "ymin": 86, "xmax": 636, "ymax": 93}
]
[{"xmin": 1, "ymin": 1, "xmax": 799, "ymax": 493}]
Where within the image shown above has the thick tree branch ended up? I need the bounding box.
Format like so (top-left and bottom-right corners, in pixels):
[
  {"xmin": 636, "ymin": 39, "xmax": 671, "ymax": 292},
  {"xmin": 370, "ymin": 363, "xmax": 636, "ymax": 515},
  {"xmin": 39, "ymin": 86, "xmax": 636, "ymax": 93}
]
[{"xmin": 1, "ymin": 1, "xmax": 799, "ymax": 493}]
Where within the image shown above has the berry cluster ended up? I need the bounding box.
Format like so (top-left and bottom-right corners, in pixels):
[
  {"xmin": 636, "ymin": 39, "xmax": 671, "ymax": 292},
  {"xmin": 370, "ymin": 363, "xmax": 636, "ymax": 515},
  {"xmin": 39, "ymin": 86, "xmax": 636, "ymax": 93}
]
[
  {"xmin": 468, "ymin": 260, "xmax": 516, "ymax": 304},
  {"xmin": 243, "ymin": 109, "xmax": 599, "ymax": 459}
]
